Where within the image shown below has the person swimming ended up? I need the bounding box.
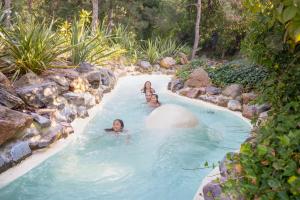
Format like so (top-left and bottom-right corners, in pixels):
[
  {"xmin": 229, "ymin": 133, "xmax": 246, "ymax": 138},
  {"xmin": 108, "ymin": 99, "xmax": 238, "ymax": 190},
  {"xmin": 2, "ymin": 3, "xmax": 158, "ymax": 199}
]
[
  {"xmin": 105, "ymin": 119, "xmax": 124, "ymax": 133},
  {"xmin": 145, "ymin": 91, "xmax": 153, "ymax": 103},
  {"xmin": 141, "ymin": 81, "xmax": 155, "ymax": 94},
  {"xmin": 148, "ymin": 94, "xmax": 161, "ymax": 108}
]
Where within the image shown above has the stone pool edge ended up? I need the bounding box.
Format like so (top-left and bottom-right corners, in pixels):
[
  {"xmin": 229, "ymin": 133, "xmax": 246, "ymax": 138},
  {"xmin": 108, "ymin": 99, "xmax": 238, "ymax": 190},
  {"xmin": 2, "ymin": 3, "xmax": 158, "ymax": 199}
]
[{"xmin": 0, "ymin": 79, "xmax": 117, "ymax": 189}]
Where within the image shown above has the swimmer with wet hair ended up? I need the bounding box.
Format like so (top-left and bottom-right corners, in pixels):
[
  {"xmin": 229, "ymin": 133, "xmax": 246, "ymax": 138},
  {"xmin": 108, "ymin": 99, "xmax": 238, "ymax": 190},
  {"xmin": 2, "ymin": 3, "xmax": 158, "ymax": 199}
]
[
  {"xmin": 145, "ymin": 91, "xmax": 153, "ymax": 103},
  {"xmin": 148, "ymin": 94, "xmax": 161, "ymax": 108},
  {"xmin": 141, "ymin": 81, "xmax": 155, "ymax": 94},
  {"xmin": 105, "ymin": 119, "xmax": 124, "ymax": 133}
]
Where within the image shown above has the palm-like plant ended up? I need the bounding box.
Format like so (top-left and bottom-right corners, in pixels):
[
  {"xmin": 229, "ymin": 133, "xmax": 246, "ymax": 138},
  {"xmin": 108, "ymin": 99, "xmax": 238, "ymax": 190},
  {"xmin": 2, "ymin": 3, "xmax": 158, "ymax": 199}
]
[{"xmin": 0, "ymin": 19, "xmax": 71, "ymax": 80}]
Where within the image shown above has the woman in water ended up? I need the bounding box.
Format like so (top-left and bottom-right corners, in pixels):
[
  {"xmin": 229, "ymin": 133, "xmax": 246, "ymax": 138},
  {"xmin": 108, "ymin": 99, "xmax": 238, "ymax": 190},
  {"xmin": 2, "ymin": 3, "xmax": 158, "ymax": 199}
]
[
  {"xmin": 141, "ymin": 81, "xmax": 155, "ymax": 94},
  {"xmin": 145, "ymin": 91, "xmax": 153, "ymax": 103},
  {"xmin": 105, "ymin": 119, "xmax": 124, "ymax": 133},
  {"xmin": 148, "ymin": 94, "xmax": 161, "ymax": 108}
]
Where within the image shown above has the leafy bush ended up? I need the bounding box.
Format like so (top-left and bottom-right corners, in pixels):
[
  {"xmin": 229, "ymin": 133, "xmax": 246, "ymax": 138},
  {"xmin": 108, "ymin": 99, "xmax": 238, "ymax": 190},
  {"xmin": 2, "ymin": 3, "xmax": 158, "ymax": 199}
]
[
  {"xmin": 65, "ymin": 10, "xmax": 125, "ymax": 65},
  {"xmin": 206, "ymin": 60, "xmax": 269, "ymax": 90},
  {"xmin": 0, "ymin": 19, "xmax": 70, "ymax": 80},
  {"xmin": 140, "ymin": 36, "xmax": 186, "ymax": 64}
]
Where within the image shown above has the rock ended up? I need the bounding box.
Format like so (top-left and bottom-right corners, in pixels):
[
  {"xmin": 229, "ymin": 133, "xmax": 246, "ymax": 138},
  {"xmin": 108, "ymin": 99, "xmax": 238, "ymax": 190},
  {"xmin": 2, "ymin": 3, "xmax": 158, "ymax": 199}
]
[
  {"xmin": 21, "ymin": 127, "xmax": 40, "ymax": 140},
  {"xmin": 63, "ymin": 92, "xmax": 96, "ymax": 108},
  {"xmin": 43, "ymin": 68, "xmax": 80, "ymax": 81},
  {"xmin": 219, "ymin": 152, "xmax": 236, "ymax": 178},
  {"xmin": 61, "ymin": 122, "xmax": 74, "ymax": 138},
  {"xmin": 30, "ymin": 113, "xmax": 51, "ymax": 128},
  {"xmin": 203, "ymin": 182, "xmax": 222, "ymax": 200},
  {"xmin": 9, "ymin": 141, "xmax": 32, "ymax": 162},
  {"xmin": 88, "ymin": 88, "xmax": 103, "ymax": 104},
  {"xmin": 179, "ymin": 52, "xmax": 188, "ymax": 65},
  {"xmin": 242, "ymin": 104, "xmax": 257, "ymax": 119},
  {"xmin": 69, "ymin": 77, "xmax": 90, "ymax": 93},
  {"xmin": 45, "ymin": 75, "xmax": 69, "ymax": 94},
  {"xmin": 227, "ymin": 100, "xmax": 242, "ymax": 111},
  {"xmin": 160, "ymin": 57, "xmax": 176, "ymax": 68},
  {"xmin": 99, "ymin": 68, "xmax": 116, "ymax": 88},
  {"xmin": 185, "ymin": 68, "xmax": 211, "ymax": 88},
  {"xmin": 146, "ymin": 104, "xmax": 199, "ymax": 129},
  {"xmin": 83, "ymin": 71, "xmax": 102, "ymax": 89},
  {"xmin": 257, "ymin": 103, "xmax": 271, "ymax": 114},
  {"xmin": 206, "ymin": 86, "xmax": 222, "ymax": 95},
  {"xmin": 0, "ymin": 106, "xmax": 33, "ymax": 145},
  {"xmin": 0, "ymin": 155, "xmax": 10, "ymax": 173},
  {"xmin": 216, "ymin": 95, "xmax": 232, "ymax": 107},
  {"xmin": 54, "ymin": 104, "xmax": 77, "ymax": 123},
  {"xmin": 168, "ymin": 79, "xmax": 184, "ymax": 92},
  {"xmin": 76, "ymin": 62, "xmax": 96, "ymax": 73},
  {"xmin": 198, "ymin": 95, "xmax": 218, "ymax": 104},
  {"xmin": 153, "ymin": 64, "xmax": 160, "ymax": 71},
  {"xmin": 77, "ymin": 106, "xmax": 89, "ymax": 118},
  {"xmin": 0, "ymin": 88, "xmax": 25, "ymax": 109},
  {"xmin": 138, "ymin": 61, "xmax": 152, "ymax": 70},
  {"xmin": 13, "ymin": 73, "xmax": 43, "ymax": 88},
  {"xmin": 242, "ymin": 92, "xmax": 257, "ymax": 104},
  {"xmin": 16, "ymin": 82, "xmax": 59, "ymax": 108},
  {"xmin": 186, "ymin": 88, "xmax": 202, "ymax": 98},
  {"xmin": 222, "ymin": 84, "xmax": 243, "ymax": 99},
  {"xmin": 36, "ymin": 124, "xmax": 63, "ymax": 148},
  {"xmin": 0, "ymin": 72, "xmax": 12, "ymax": 90}
]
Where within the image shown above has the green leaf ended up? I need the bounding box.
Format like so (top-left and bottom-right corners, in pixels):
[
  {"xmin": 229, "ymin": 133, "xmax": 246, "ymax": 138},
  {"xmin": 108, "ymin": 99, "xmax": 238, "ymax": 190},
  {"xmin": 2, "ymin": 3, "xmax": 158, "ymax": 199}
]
[
  {"xmin": 267, "ymin": 178, "xmax": 281, "ymax": 189},
  {"xmin": 282, "ymin": 6, "xmax": 298, "ymax": 23},
  {"xmin": 257, "ymin": 145, "xmax": 268, "ymax": 156},
  {"xmin": 278, "ymin": 135, "xmax": 290, "ymax": 146}
]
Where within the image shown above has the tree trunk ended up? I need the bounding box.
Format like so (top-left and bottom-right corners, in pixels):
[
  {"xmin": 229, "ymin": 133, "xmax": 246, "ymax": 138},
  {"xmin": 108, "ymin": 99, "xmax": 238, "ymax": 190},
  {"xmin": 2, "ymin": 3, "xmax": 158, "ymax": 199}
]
[
  {"xmin": 91, "ymin": 0, "xmax": 99, "ymax": 32},
  {"xmin": 27, "ymin": 0, "xmax": 33, "ymax": 14},
  {"xmin": 191, "ymin": 0, "xmax": 202, "ymax": 60},
  {"xmin": 107, "ymin": 0, "xmax": 114, "ymax": 34},
  {"xmin": 4, "ymin": 0, "xmax": 11, "ymax": 27}
]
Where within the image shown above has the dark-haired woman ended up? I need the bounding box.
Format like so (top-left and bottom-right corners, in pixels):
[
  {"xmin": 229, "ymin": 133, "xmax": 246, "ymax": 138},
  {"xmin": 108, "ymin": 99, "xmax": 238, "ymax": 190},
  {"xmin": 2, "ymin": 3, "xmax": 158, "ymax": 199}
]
[
  {"xmin": 148, "ymin": 94, "xmax": 161, "ymax": 108},
  {"xmin": 105, "ymin": 119, "xmax": 124, "ymax": 133},
  {"xmin": 141, "ymin": 81, "xmax": 155, "ymax": 94}
]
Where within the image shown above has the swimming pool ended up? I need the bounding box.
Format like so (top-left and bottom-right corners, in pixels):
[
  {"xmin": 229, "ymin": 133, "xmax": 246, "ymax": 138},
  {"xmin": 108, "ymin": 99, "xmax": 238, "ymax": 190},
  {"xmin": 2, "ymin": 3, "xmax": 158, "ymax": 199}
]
[{"xmin": 0, "ymin": 75, "xmax": 251, "ymax": 200}]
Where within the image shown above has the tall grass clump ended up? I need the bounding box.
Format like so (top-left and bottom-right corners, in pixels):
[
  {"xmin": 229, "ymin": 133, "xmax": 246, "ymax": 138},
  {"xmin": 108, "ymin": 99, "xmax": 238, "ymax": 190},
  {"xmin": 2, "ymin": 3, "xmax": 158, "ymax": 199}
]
[
  {"xmin": 140, "ymin": 36, "xmax": 186, "ymax": 64},
  {"xmin": 65, "ymin": 10, "xmax": 125, "ymax": 65},
  {"xmin": 0, "ymin": 19, "xmax": 70, "ymax": 80}
]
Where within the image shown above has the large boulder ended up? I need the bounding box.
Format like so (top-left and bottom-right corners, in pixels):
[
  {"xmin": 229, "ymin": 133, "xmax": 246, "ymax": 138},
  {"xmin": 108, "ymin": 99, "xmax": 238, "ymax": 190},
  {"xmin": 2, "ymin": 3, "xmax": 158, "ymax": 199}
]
[
  {"xmin": 185, "ymin": 68, "xmax": 211, "ymax": 88},
  {"xmin": 206, "ymin": 86, "xmax": 222, "ymax": 95},
  {"xmin": 168, "ymin": 79, "xmax": 184, "ymax": 92},
  {"xmin": 88, "ymin": 88, "xmax": 103, "ymax": 104},
  {"xmin": 145, "ymin": 104, "xmax": 199, "ymax": 129},
  {"xmin": 30, "ymin": 113, "xmax": 51, "ymax": 128},
  {"xmin": 9, "ymin": 141, "xmax": 32, "ymax": 162},
  {"xmin": 44, "ymin": 74, "xmax": 70, "ymax": 94},
  {"xmin": 83, "ymin": 71, "xmax": 102, "ymax": 89},
  {"xmin": 216, "ymin": 95, "xmax": 232, "ymax": 107},
  {"xmin": 138, "ymin": 61, "xmax": 152, "ymax": 71},
  {"xmin": 227, "ymin": 100, "xmax": 242, "ymax": 111},
  {"xmin": 13, "ymin": 73, "xmax": 43, "ymax": 88},
  {"xmin": 242, "ymin": 92, "xmax": 257, "ymax": 104},
  {"xmin": 222, "ymin": 84, "xmax": 243, "ymax": 99},
  {"xmin": 242, "ymin": 104, "xmax": 257, "ymax": 119},
  {"xmin": 99, "ymin": 68, "xmax": 116, "ymax": 88},
  {"xmin": 0, "ymin": 106, "xmax": 33, "ymax": 145},
  {"xmin": 69, "ymin": 77, "xmax": 90, "ymax": 93},
  {"xmin": 63, "ymin": 92, "xmax": 96, "ymax": 108},
  {"xmin": 160, "ymin": 57, "xmax": 176, "ymax": 68},
  {"xmin": 54, "ymin": 105, "xmax": 77, "ymax": 123},
  {"xmin": 0, "ymin": 88, "xmax": 25, "ymax": 109},
  {"xmin": 16, "ymin": 82, "xmax": 59, "ymax": 108},
  {"xmin": 0, "ymin": 72, "xmax": 12, "ymax": 91}
]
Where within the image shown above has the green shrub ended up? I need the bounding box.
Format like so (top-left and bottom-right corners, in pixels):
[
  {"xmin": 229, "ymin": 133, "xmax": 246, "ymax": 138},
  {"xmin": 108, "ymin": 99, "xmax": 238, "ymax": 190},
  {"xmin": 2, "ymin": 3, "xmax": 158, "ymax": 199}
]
[
  {"xmin": 140, "ymin": 36, "xmax": 186, "ymax": 64},
  {"xmin": 0, "ymin": 19, "xmax": 70, "ymax": 80},
  {"xmin": 206, "ymin": 60, "xmax": 269, "ymax": 90}
]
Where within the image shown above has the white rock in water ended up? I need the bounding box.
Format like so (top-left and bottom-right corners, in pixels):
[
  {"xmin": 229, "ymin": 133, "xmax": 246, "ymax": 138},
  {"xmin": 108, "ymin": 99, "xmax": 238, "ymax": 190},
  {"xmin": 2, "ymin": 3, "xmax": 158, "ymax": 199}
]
[{"xmin": 146, "ymin": 104, "xmax": 199, "ymax": 129}]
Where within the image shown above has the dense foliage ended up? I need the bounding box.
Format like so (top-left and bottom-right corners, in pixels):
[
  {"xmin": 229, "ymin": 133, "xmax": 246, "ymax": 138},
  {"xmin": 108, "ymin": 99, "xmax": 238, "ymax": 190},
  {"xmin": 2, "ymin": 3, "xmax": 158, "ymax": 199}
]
[
  {"xmin": 223, "ymin": 0, "xmax": 300, "ymax": 199},
  {"xmin": 206, "ymin": 60, "xmax": 269, "ymax": 90}
]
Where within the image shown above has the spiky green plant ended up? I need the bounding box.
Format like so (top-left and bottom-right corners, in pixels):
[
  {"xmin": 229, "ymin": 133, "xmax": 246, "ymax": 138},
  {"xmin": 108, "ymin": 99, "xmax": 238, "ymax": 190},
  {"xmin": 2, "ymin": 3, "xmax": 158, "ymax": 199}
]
[{"xmin": 0, "ymin": 19, "xmax": 71, "ymax": 80}]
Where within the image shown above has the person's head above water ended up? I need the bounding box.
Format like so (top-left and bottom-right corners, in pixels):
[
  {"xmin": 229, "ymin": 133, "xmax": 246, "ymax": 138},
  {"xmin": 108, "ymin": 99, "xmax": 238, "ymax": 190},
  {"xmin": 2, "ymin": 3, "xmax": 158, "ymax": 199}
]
[
  {"xmin": 145, "ymin": 91, "xmax": 153, "ymax": 102},
  {"xmin": 105, "ymin": 119, "xmax": 124, "ymax": 133},
  {"xmin": 142, "ymin": 81, "xmax": 155, "ymax": 93},
  {"xmin": 149, "ymin": 94, "xmax": 160, "ymax": 107}
]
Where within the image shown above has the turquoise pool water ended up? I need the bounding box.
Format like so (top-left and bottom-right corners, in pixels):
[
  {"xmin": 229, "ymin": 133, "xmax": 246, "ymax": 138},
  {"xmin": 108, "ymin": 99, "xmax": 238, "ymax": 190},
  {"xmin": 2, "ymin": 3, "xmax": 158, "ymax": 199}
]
[{"xmin": 0, "ymin": 75, "xmax": 251, "ymax": 200}]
